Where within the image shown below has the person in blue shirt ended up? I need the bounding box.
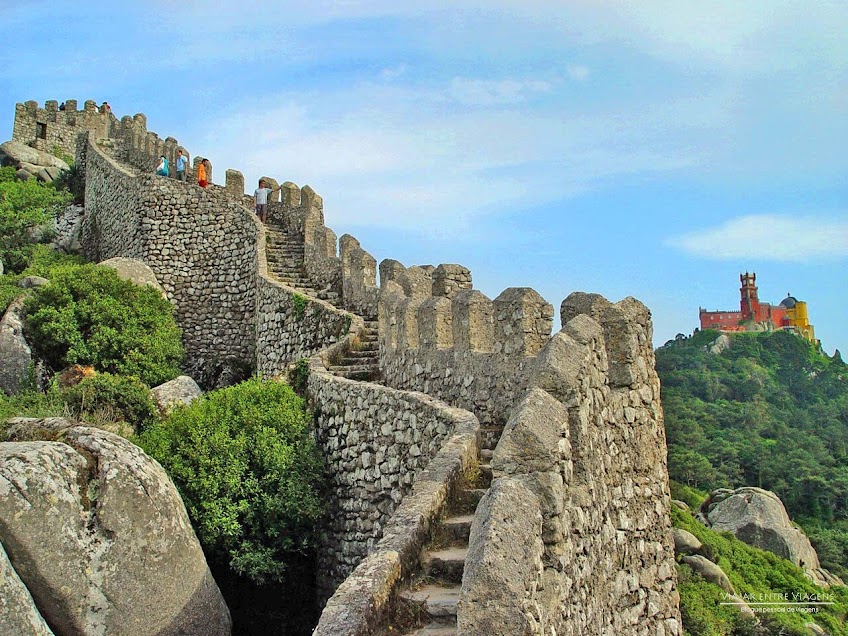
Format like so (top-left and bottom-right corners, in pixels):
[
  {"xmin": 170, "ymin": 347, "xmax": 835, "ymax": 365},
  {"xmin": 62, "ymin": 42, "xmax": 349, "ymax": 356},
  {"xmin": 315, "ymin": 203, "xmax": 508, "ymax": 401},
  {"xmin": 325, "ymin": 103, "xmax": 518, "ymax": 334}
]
[{"xmin": 175, "ymin": 149, "xmax": 189, "ymax": 182}]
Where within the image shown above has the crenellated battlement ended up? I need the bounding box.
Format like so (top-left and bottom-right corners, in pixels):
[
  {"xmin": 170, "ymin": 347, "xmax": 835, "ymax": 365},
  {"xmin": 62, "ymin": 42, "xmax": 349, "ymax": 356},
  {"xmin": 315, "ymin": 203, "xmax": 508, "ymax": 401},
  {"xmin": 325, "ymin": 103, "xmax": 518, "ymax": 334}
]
[
  {"xmin": 379, "ymin": 260, "xmax": 551, "ymax": 360},
  {"xmin": 14, "ymin": 99, "xmax": 116, "ymax": 158}
]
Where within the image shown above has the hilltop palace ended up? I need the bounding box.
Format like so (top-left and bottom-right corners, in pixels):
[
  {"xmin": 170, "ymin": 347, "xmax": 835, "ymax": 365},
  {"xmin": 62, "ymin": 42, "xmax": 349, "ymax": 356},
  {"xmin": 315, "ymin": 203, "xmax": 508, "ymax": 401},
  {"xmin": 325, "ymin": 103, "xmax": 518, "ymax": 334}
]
[{"xmin": 699, "ymin": 272, "xmax": 816, "ymax": 344}]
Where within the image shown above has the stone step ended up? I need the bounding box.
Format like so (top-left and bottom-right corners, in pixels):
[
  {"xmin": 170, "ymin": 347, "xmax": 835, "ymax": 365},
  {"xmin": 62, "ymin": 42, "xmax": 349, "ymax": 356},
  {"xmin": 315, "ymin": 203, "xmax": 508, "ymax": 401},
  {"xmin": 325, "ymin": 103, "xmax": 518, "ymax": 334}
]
[
  {"xmin": 479, "ymin": 463, "xmax": 493, "ymax": 488},
  {"xmin": 339, "ymin": 357, "xmax": 378, "ymax": 366},
  {"xmin": 331, "ymin": 368, "xmax": 380, "ymax": 381},
  {"xmin": 423, "ymin": 547, "xmax": 466, "ymax": 585},
  {"xmin": 328, "ymin": 364, "xmax": 379, "ymax": 374},
  {"xmin": 437, "ymin": 514, "xmax": 474, "ymax": 545},
  {"xmin": 400, "ymin": 584, "xmax": 460, "ymax": 624},
  {"xmin": 407, "ymin": 625, "xmax": 456, "ymax": 636},
  {"xmin": 480, "ymin": 426, "xmax": 504, "ymax": 451},
  {"xmin": 343, "ymin": 350, "xmax": 377, "ymax": 360},
  {"xmin": 452, "ymin": 488, "xmax": 486, "ymax": 515}
]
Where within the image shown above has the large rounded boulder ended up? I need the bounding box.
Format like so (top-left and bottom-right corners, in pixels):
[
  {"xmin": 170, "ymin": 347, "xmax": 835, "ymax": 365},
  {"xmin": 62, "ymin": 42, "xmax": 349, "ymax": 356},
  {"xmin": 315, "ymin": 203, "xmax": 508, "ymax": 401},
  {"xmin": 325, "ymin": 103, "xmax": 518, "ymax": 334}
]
[
  {"xmin": 0, "ymin": 418, "xmax": 231, "ymax": 635},
  {"xmin": 98, "ymin": 257, "xmax": 166, "ymax": 297},
  {"xmin": 0, "ymin": 140, "xmax": 70, "ymax": 172},
  {"xmin": 700, "ymin": 488, "xmax": 817, "ymax": 567},
  {"xmin": 700, "ymin": 487, "xmax": 842, "ymax": 586}
]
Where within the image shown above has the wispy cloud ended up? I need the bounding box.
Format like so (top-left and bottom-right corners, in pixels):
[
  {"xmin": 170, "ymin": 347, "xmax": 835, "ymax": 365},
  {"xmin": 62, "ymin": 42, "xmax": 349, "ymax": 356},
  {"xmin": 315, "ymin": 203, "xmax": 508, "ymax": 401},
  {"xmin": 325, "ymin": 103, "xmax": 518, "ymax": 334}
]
[
  {"xmin": 449, "ymin": 77, "xmax": 552, "ymax": 106},
  {"xmin": 201, "ymin": 82, "xmax": 715, "ymax": 232},
  {"xmin": 668, "ymin": 215, "xmax": 848, "ymax": 261},
  {"xmin": 566, "ymin": 65, "xmax": 590, "ymax": 81}
]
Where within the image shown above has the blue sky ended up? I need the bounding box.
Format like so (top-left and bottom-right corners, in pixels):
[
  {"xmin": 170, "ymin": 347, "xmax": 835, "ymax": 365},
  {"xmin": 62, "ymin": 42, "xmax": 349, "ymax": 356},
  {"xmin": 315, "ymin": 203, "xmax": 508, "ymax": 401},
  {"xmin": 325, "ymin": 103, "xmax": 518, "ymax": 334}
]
[{"xmin": 2, "ymin": 1, "xmax": 846, "ymax": 354}]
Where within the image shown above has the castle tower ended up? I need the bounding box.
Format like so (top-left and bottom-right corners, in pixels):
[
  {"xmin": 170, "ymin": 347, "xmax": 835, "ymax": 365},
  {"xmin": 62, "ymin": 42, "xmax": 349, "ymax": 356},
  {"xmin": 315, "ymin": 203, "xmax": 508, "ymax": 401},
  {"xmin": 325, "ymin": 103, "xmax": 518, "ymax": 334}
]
[{"xmin": 739, "ymin": 272, "xmax": 760, "ymax": 321}]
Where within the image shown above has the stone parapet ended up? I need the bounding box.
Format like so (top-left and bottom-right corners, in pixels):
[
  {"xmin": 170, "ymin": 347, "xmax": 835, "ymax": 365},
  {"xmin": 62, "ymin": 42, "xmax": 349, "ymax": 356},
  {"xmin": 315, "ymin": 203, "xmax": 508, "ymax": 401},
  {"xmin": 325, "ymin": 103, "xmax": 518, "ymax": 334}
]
[
  {"xmin": 307, "ymin": 362, "xmax": 480, "ymax": 601},
  {"xmin": 310, "ymin": 365, "xmax": 479, "ymax": 636},
  {"xmin": 79, "ymin": 132, "xmax": 258, "ymax": 385},
  {"xmin": 460, "ymin": 301, "xmax": 681, "ymax": 636}
]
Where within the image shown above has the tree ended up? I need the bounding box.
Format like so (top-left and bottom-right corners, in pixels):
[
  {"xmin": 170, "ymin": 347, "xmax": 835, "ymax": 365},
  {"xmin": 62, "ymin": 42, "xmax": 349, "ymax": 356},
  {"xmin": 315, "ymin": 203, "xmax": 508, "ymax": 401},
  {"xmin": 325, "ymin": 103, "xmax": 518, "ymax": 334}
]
[
  {"xmin": 137, "ymin": 378, "xmax": 326, "ymax": 584},
  {"xmin": 0, "ymin": 166, "xmax": 68, "ymax": 273},
  {"xmin": 24, "ymin": 264, "xmax": 184, "ymax": 385}
]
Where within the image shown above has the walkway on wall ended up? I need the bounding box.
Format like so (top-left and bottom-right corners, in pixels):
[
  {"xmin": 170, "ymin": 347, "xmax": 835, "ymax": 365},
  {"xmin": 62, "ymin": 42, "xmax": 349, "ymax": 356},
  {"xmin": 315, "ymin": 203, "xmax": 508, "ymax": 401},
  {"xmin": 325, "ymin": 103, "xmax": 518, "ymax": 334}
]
[
  {"xmin": 264, "ymin": 222, "xmax": 381, "ymax": 382},
  {"xmin": 389, "ymin": 431, "xmax": 499, "ymax": 635}
]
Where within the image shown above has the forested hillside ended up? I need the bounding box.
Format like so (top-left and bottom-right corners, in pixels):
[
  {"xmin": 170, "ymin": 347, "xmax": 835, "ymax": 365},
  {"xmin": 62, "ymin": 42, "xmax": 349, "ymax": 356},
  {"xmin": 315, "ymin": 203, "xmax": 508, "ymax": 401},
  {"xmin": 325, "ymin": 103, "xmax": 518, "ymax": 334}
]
[{"xmin": 658, "ymin": 329, "xmax": 848, "ymax": 578}]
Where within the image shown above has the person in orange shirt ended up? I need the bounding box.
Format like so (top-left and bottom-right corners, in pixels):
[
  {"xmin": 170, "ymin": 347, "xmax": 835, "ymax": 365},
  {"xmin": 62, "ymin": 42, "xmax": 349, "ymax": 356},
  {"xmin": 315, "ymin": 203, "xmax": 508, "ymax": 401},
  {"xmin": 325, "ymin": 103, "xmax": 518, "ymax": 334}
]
[{"xmin": 197, "ymin": 159, "xmax": 208, "ymax": 188}]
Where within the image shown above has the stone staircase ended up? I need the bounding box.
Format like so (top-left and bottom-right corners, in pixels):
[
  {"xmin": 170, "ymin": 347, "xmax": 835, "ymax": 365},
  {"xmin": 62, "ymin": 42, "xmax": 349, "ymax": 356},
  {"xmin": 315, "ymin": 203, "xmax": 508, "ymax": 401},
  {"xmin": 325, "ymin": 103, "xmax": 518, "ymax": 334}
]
[
  {"xmin": 327, "ymin": 319, "xmax": 380, "ymax": 382},
  {"xmin": 264, "ymin": 225, "xmax": 340, "ymax": 305},
  {"xmin": 390, "ymin": 427, "xmax": 503, "ymax": 635},
  {"xmin": 263, "ymin": 225, "xmax": 381, "ymax": 383}
]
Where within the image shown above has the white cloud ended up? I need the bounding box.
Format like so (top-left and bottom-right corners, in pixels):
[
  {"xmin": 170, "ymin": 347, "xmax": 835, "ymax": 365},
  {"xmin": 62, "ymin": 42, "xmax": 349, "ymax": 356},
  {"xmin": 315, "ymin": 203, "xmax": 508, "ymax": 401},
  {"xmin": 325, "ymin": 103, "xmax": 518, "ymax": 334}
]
[
  {"xmin": 668, "ymin": 215, "xmax": 848, "ymax": 261},
  {"xmin": 200, "ymin": 81, "xmax": 719, "ymax": 232},
  {"xmin": 566, "ymin": 65, "xmax": 590, "ymax": 81},
  {"xmin": 449, "ymin": 77, "xmax": 551, "ymax": 106}
]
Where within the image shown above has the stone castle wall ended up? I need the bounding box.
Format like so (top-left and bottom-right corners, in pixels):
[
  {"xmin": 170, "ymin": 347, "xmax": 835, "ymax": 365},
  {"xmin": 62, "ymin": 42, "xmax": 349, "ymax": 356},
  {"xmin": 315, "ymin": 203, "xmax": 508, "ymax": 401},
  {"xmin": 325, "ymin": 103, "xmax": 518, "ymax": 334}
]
[
  {"xmin": 378, "ymin": 260, "xmax": 553, "ymax": 425},
  {"xmin": 460, "ymin": 294, "xmax": 680, "ymax": 635},
  {"xmin": 307, "ymin": 361, "xmax": 479, "ymax": 598},
  {"xmin": 79, "ymin": 132, "xmax": 259, "ymax": 384},
  {"xmin": 14, "ymin": 99, "xmax": 116, "ymax": 159},
  {"xmin": 12, "ymin": 99, "xmax": 680, "ymax": 635}
]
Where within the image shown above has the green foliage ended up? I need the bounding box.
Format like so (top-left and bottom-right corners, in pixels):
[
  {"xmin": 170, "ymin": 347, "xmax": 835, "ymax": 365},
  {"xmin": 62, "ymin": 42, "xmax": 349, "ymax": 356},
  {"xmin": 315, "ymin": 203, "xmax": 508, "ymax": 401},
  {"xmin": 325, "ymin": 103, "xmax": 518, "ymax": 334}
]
[
  {"xmin": 658, "ymin": 331, "xmax": 848, "ymax": 555},
  {"xmin": 670, "ymin": 479, "xmax": 708, "ymax": 509},
  {"xmin": 290, "ymin": 358, "xmax": 310, "ymax": 396},
  {"xmin": 0, "ymin": 389, "xmax": 66, "ymax": 433},
  {"xmin": 53, "ymin": 163, "xmax": 85, "ymax": 204},
  {"xmin": 50, "ymin": 145, "xmax": 75, "ymax": 168},
  {"xmin": 291, "ymin": 292, "xmax": 307, "ymax": 321},
  {"xmin": 0, "ymin": 166, "xmax": 68, "ymax": 273},
  {"xmin": 0, "ymin": 246, "xmax": 86, "ymax": 320},
  {"xmin": 62, "ymin": 373, "xmax": 159, "ymax": 431},
  {"xmin": 23, "ymin": 264, "xmax": 184, "ymax": 386},
  {"xmin": 673, "ymin": 506, "xmax": 848, "ymax": 636},
  {"xmin": 137, "ymin": 378, "xmax": 326, "ymax": 584},
  {"xmin": 678, "ymin": 563, "xmax": 748, "ymax": 636},
  {"xmin": 797, "ymin": 517, "xmax": 848, "ymax": 581}
]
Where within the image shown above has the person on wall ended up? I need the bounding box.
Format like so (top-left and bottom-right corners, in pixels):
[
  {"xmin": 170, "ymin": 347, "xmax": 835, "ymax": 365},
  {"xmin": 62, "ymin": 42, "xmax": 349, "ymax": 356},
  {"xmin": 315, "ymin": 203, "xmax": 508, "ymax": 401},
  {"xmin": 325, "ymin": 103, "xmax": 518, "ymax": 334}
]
[
  {"xmin": 197, "ymin": 159, "xmax": 208, "ymax": 188},
  {"xmin": 175, "ymin": 149, "xmax": 189, "ymax": 182},
  {"xmin": 254, "ymin": 179, "xmax": 273, "ymax": 224},
  {"xmin": 156, "ymin": 155, "xmax": 169, "ymax": 177}
]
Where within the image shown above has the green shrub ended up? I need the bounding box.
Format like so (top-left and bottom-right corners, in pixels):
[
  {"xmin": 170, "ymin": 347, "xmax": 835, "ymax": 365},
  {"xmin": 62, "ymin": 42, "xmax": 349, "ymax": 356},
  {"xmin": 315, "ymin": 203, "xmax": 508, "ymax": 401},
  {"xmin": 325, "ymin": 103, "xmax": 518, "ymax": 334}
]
[
  {"xmin": 291, "ymin": 292, "xmax": 307, "ymax": 321},
  {"xmin": 50, "ymin": 145, "xmax": 75, "ymax": 168},
  {"xmin": 0, "ymin": 166, "xmax": 68, "ymax": 273},
  {"xmin": 53, "ymin": 163, "xmax": 85, "ymax": 204},
  {"xmin": 290, "ymin": 358, "xmax": 310, "ymax": 396},
  {"xmin": 24, "ymin": 264, "xmax": 184, "ymax": 386},
  {"xmin": 62, "ymin": 373, "xmax": 159, "ymax": 431},
  {"xmin": 670, "ymin": 479, "xmax": 708, "ymax": 509},
  {"xmin": 0, "ymin": 247, "xmax": 87, "ymax": 316},
  {"xmin": 0, "ymin": 389, "xmax": 66, "ymax": 434},
  {"xmin": 137, "ymin": 378, "xmax": 326, "ymax": 584}
]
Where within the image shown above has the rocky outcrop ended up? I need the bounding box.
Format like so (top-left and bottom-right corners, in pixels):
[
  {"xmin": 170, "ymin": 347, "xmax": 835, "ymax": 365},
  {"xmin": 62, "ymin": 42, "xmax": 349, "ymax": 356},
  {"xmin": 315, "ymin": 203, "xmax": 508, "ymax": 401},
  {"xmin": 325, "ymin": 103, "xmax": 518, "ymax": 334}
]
[
  {"xmin": 53, "ymin": 204, "xmax": 85, "ymax": 254},
  {"xmin": 681, "ymin": 555, "xmax": 734, "ymax": 593},
  {"xmin": 99, "ymin": 257, "xmax": 166, "ymax": 296},
  {"xmin": 700, "ymin": 487, "xmax": 842, "ymax": 587},
  {"xmin": 0, "ymin": 540, "xmax": 54, "ymax": 636},
  {"xmin": 0, "ymin": 139, "xmax": 69, "ymax": 181},
  {"xmin": 150, "ymin": 375, "xmax": 202, "ymax": 415},
  {"xmin": 707, "ymin": 333, "xmax": 732, "ymax": 354},
  {"xmin": 0, "ymin": 298, "xmax": 32, "ymax": 396},
  {"xmin": 673, "ymin": 528, "xmax": 703, "ymax": 556},
  {"xmin": 0, "ymin": 418, "xmax": 231, "ymax": 636}
]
